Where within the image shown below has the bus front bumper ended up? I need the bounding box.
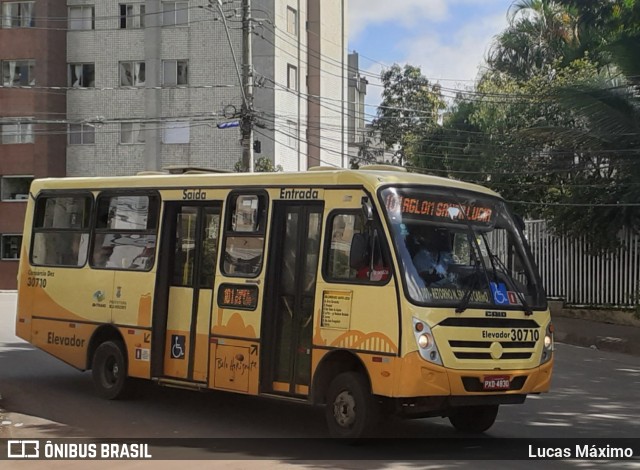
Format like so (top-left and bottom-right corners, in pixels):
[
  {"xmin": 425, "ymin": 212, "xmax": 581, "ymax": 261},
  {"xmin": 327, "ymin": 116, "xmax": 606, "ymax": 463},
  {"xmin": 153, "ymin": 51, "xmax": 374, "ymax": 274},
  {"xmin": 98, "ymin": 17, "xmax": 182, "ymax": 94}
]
[
  {"xmin": 394, "ymin": 351, "xmax": 553, "ymax": 398},
  {"xmin": 381, "ymin": 352, "xmax": 553, "ymax": 418}
]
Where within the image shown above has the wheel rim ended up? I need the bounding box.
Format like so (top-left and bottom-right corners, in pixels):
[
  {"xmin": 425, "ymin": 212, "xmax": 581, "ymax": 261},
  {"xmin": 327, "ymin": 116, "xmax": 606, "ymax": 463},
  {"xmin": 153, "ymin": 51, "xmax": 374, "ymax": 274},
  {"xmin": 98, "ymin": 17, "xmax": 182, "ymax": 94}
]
[
  {"xmin": 105, "ymin": 356, "xmax": 119, "ymax": 386},
  {"xmin": 333, "ymin": 390, "xmax": 357, "ymax": 428}
]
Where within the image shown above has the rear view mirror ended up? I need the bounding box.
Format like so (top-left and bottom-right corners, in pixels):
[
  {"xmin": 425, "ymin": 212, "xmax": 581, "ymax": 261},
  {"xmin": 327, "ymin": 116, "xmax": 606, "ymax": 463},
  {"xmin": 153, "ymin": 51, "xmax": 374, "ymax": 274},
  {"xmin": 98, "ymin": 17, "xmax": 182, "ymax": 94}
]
[{"xmin": 361, "ymin": 198, "xmax": 374, "ymax": 223}]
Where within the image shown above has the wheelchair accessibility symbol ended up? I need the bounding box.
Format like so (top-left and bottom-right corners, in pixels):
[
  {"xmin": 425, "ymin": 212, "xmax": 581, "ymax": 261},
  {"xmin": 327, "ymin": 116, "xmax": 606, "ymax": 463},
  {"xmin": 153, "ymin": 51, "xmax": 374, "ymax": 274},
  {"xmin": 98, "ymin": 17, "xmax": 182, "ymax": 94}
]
[
  {"xmin": 490, "ymin": 282, "xmax": 510, "ymax": 306},
  {"xmin": 171, "ymin": 335, "xmax": 186, "ymax": 359}
]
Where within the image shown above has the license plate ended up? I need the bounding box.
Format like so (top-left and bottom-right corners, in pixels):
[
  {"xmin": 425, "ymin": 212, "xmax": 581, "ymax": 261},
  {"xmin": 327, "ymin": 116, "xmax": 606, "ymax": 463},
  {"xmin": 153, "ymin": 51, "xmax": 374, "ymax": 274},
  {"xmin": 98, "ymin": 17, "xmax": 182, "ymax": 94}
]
[{"xmin": 483, "ymin": 375, "xmax": 510, "ymax": 391}]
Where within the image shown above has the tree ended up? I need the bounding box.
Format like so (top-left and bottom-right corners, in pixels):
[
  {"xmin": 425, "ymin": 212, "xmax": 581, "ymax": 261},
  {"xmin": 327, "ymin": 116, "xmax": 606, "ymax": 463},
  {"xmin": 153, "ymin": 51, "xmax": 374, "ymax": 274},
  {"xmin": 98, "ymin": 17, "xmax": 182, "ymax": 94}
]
[
  {"xmin": 405, "ymin": 0, "xmax": 640, "ymax": 249},
  {"xmin": 487, "ymin": 0, "xmax": 579, "ymax": 80},
  {"xmin": 452, "ymin": 0, "xmax": 640, "ymax": 250},
  {"xmin": 234, "ymin": 156, "xmax": 283, "ymax": 173},
  {"xmin": 413, "ymin": 97, "xmax": 492, "ymax": 182},
  {"xmin": 349, "ymin": 126, "xmax": 385, "ymax": 169},
  {"xmin": 372, "ymin": 64, "xmax": 445, "ymax": 165},
  {"xmin": 525, "ymin": 47, "xmax": 640, "ymax": 249}
]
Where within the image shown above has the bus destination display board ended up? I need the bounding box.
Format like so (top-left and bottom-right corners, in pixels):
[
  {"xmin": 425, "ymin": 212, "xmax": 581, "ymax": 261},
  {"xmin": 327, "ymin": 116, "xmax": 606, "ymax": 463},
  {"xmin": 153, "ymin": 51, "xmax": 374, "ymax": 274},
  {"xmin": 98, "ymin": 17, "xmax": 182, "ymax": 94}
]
[
  {"xmin": 383, "ymin": 191, "xmax": 496, "ymax": 225},
  {"xmin": 218, "ymin": 284, "xmax": 259, "ymax": 310}
]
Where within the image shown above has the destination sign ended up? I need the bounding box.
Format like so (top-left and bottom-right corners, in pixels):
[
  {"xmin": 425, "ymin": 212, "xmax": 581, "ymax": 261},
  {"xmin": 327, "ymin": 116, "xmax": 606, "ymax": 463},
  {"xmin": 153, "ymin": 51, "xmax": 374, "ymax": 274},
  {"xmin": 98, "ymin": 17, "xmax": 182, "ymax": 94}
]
[
  {"xmin": 218, "ymin": 284, "xmax": 259, "ymax": 310},
  {"xmin": 383, "ymin": 191, "xmax": 496, "ymax": 225}
]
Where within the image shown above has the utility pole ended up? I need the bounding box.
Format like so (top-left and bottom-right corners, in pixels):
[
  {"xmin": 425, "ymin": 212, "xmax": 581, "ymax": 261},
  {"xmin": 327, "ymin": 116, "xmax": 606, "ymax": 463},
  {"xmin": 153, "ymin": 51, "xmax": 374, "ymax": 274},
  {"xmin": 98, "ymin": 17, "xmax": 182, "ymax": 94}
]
[{"xmin": 241, "ymin": 0, "xmax": 254, "ymax": 173}]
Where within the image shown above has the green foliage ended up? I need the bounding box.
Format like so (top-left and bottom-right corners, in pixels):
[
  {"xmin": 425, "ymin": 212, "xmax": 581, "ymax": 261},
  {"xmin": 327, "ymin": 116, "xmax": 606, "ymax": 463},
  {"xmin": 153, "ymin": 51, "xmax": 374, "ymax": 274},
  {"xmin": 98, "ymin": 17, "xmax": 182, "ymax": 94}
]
[
  {"xmin": 372, "ymin": 64, "xmax": 446, "ymax": 165},
  {"xmin": 403, "ymin": 0, "xmax": 640, "ymax": 251},
  {"xmin": 234, "ymin": 156, "xmax": 283, "ymax": 173},
  {"xmin": 350, "ymin": 126, "xmax": 385, "ymax": 169},
  {"xmin": 487, "ymin": 0, "xmax": 580, "ymax": 80},
  {"xmin": 372, "ymin": 0, "xmax": 640, "ymax": 251}
]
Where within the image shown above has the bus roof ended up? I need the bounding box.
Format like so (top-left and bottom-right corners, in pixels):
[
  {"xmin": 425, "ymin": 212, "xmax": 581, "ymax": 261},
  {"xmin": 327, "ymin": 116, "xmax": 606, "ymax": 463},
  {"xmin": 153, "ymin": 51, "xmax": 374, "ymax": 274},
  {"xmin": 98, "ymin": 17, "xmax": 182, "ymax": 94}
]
[{"xmin": 29, "ymin": 166, "xmax": 500, "ymax": 198}]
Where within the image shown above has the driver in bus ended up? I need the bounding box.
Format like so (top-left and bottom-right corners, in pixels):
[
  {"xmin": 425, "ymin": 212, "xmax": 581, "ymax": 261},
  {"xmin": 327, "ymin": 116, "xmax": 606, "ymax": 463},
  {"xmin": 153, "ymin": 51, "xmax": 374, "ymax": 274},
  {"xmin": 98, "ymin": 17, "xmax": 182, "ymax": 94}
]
[{"xmin": 409, "ymin": 227, "xmax": 456, "ymax": 287}]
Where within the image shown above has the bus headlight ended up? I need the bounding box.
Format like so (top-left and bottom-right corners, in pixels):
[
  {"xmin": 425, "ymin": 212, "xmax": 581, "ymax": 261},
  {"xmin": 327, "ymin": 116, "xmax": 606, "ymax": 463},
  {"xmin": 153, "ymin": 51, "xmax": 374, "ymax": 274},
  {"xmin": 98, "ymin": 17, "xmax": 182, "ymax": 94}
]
[
  {"xmin": 417, "ymin": 333, "xmax": 431, "ymax": 349},
  {"xmin": 413, "ymin": 318, "xmax": 442, "ymax": 366},
  {"xmin": 540, "ymin": 322, "xmax": 554, "ymax": 365}
]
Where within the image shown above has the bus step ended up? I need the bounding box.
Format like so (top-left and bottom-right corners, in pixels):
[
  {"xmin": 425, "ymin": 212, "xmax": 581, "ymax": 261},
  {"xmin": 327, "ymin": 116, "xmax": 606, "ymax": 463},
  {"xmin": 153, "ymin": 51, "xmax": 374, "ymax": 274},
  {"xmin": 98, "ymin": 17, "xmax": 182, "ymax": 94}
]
[
  {"xmin": 155, "ymin": 378, "xmax": 208, "ymax": 391},
  {"xmin": 259, "ymin": 393, "xmax": 309, "ymax": 404}
]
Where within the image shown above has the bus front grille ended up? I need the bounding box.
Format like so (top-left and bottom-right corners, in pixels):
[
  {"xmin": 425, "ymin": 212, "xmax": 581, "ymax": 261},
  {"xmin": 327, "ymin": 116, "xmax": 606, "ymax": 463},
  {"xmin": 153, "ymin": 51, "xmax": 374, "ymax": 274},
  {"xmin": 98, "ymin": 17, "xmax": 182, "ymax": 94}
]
[
  {"xmin": 448, "ymin": 339, "xmax": 535, "ymax": 361},
  {"xmin": 439, "ymin": 318, "xmax": 539, "ymax": 328},
  {"xmin": 452, "ymin": 350, "xmax": 533, "ymax": 360},
  {"xmin": 437, "ymin": 317, "xmax": 541, "ymax": 366}
]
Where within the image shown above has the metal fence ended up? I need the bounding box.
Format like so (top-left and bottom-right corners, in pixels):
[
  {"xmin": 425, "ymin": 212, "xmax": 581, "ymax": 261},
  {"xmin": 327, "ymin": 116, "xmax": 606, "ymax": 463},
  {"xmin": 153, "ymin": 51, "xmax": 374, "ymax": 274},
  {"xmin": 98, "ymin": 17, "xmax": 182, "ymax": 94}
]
[{"xmin": 524, "ymin": 220, "xmax": 640, "ymax": 307}]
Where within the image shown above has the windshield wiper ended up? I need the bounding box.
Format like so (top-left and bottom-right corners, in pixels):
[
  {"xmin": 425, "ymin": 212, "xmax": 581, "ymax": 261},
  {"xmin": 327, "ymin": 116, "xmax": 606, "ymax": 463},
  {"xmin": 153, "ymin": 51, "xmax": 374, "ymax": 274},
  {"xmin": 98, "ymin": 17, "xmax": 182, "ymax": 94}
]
[
  {"xmin": 449, "ymin": 190, "xmax": 492, "ymax": 314},
  {"xmin": 455, "ymin": 257, "xmax": 482, "ymax": 314},
  {"xmin": 480, "ymin": 234, "xmax": 533, "ymax": 316}
]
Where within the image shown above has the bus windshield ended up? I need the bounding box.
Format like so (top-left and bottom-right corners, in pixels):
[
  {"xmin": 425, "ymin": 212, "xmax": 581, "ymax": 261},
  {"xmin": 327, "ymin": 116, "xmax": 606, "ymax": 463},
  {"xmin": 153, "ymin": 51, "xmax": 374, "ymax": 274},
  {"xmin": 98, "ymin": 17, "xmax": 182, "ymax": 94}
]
[{"xmin": 381, "ymin": 186, "xmax": 546, "ymax": 311}]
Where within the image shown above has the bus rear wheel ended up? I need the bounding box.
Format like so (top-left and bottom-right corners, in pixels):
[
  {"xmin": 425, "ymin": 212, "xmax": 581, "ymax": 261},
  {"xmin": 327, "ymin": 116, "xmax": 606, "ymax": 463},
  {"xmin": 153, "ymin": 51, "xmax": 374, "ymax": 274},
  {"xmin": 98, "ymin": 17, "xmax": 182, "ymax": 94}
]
[
  {"xmin": 325, "ymin": 372, "xmax": 379, "ymax": 439},
  {"xmin": 448, "ymin": 405, "xmax": 499, "ymax": 433},
  {"xmin": 92, "ymin": 341, "xmax": 128, "ymax": 400}
]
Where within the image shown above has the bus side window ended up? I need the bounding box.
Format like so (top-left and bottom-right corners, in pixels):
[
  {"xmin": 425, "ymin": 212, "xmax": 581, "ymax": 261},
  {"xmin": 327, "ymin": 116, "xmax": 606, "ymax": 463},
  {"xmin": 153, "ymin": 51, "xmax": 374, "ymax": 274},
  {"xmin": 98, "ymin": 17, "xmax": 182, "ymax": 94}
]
[
  {"xmin": 90, "ymin": 193, "xmax": 159, "ymax": 271},
  {"xmin": 222, "ymin": 193, "xmax": 266, "ymax": 277},
  {"xmin": 31, "ymin": 195, "xmax": 92, "ymax": 268},
  {"xmin": 199, "ymin": 209, "xmax": 220, "ymax": 287},
  {"xmin": 325, "ymin": 212, "xmax": 390, "ymax": 283}
]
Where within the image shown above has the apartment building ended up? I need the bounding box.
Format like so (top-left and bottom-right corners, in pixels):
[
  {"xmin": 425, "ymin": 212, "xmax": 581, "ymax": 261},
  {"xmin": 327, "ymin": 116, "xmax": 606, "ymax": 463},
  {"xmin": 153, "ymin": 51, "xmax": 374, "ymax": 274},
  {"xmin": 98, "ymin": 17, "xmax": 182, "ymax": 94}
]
[
  {"xmin": 65, "ymin": 0, "xmax": 349, "ymax": 176},
  {"xmin": 0, "ymin": 0, "xmax": 351, "ymax": 288},
  {"xmin": 346, "ymin": 51, "xmax": 367, "ymax": 165},
  {"xmin": 0, "ymin": 0, "xmax": 67, "ymax": 288}
]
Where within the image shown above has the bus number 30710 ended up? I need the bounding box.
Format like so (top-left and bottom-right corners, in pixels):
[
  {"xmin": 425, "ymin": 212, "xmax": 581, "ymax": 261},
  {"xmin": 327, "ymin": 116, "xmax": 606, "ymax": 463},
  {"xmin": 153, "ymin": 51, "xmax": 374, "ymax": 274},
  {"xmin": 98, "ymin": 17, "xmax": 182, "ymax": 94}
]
[
  {"xmin": 26, "ymin": 277, "xmax": 47, "ymax": 288},
  {"xmin": 510, "ymin": 329, "xmax": 539, "ymax": 342}
]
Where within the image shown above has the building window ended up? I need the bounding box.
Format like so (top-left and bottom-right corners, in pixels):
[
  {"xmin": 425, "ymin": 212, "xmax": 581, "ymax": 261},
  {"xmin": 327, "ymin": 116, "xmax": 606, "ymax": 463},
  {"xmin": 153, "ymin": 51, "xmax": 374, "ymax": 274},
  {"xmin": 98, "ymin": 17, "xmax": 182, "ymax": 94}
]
[
  {"xmin": 1, "ymin": 120, "xmax": 33, "ymax": 144},
  {"xmin": 1, "ymin": 235, "xmax": 22, "ymax": 260},
  {"xmin": 120, "ymin": 122, "xmax": 145, "ymax": 144},
  {"xmin": 162, "ymin": 60, "xmax": 188, "ymax": 86},
  {"xmin": 287, "ymin": 64, "xmax": 297, "ymax": 91},
  {"xmin": 162, "ymin": 121, "xmax": 190, "ymax": 144},
  {"xmin": 68, "ymin": 5, "xmax": 94, "ymax": 30},
  {"xmin": 287, "ymin": 120, "xmax": 299, "ymax": 151},
  {"xmin": 1, "ymin": 1, "xmax": 35, "ymax": 28},
  {"xmin": 68, "ymin": 124, "xmax": 95, "ymax": 145},
  {"xmin": 68, "ymin": 63, "xmax": 95, "ymax": 88},
  {"xmin": 286, "ymin": 6, "xmax": 297, "ymax": 36},
  {"xmin": 120, "ymin": 3, "xmax": 145, "ymax": 29},
  {"xmin": 119, "ymin": 61, "xmax": 145, "ymax": 86},
  {"xmin": 162, "ymin": 1, "xmax": 188, "ymax": 26},
  {"xmin": 1, "ymin": 60, "xmax": 35, "ymax": 86},
  {"xmin": 0, "ymin": 175, "xmax": 32, "ymax": 201}
]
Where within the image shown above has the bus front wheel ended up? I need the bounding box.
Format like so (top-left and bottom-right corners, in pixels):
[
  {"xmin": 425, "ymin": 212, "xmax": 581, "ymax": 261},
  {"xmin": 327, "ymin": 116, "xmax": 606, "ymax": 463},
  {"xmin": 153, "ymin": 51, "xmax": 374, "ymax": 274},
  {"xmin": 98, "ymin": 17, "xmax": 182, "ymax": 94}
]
[
  {"xmin": 92, "ymin": 341, "xmax": 128, "ymax": 400},
  {"xmin": 448, "ymin": 405, "xmax": 499, "ymax": 433},
  {"xmin": 325, "ymin": 372, "xmax": 379, "ymax": 439}
]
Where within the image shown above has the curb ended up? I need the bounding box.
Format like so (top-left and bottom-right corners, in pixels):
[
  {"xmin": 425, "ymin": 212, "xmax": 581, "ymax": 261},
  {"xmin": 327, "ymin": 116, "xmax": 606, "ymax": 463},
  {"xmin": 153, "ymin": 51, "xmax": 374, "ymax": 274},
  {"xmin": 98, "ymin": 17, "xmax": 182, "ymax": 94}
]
[{"xmin": 552, "ymin": 315, "xmax": 640, "ymax": 356}]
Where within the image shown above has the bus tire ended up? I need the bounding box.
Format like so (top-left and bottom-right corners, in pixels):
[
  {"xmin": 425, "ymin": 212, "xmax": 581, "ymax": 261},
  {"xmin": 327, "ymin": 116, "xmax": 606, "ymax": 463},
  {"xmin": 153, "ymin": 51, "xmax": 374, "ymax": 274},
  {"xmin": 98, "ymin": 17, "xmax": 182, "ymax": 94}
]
[
  {"xmin": 92, "ymin": 341, "xmax": 128, "ymax": 400},
  {"xmin": 325, "ymin": 372, "xmax": 379, "ymax": 439},
  {"xmin": 448, "ymin": 405, "xmax": 499, "ymax": 433}
]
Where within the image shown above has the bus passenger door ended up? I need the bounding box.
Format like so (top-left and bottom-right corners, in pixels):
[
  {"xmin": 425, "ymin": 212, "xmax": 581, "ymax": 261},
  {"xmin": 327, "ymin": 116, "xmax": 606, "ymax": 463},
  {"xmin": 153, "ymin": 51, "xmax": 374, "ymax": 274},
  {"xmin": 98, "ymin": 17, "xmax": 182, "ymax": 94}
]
[
  {"xmin": 155, "ymin": 202, "xmax": 221, "ymax": 383},
  {"xmin": 262, "ymin": 203, "xmax": 323, "ymax": 396}
]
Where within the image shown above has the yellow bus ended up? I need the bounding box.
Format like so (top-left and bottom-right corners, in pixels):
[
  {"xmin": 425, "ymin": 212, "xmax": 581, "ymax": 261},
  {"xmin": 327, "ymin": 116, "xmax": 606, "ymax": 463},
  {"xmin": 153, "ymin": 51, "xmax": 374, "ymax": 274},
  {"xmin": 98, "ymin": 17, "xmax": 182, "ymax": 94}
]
[{"xmin": 15, "ymin": 166, "xmax": 553, "ymax": 438}]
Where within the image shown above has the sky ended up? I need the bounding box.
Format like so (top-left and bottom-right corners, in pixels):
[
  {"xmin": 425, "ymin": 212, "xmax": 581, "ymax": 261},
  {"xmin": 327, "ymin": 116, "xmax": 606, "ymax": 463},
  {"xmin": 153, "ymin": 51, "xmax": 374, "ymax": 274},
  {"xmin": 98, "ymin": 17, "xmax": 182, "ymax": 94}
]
[{"xmin": 348, "ymin": 0, "xmax": 515, "ymax": 111}]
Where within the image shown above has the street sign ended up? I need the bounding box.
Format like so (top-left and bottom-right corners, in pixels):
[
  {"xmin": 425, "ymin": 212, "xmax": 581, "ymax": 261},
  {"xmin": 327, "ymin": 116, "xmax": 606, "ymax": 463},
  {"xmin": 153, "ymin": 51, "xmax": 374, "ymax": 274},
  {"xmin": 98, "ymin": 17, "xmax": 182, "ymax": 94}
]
[{"xmin": 217, "ymin": 121, "xmax": 240, "ymax": 129}]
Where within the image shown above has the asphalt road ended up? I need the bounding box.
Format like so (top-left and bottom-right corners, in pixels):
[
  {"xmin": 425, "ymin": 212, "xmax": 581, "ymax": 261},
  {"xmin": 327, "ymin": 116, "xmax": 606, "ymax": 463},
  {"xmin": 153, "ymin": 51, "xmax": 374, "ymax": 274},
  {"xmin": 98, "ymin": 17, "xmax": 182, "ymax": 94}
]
[{"xmin": 1, "ymin": 292, "xmax": 639, "ymax": 468}]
